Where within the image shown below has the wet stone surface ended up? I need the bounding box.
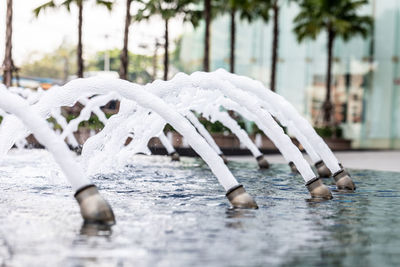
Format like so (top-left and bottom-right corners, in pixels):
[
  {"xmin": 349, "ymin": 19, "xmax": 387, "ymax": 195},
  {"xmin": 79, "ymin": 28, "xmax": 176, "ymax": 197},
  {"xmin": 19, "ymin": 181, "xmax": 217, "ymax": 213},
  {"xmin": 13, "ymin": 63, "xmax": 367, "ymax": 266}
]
[{"xmin": 0, "ymin": 149, "xmax": 400, "ymax": 266}]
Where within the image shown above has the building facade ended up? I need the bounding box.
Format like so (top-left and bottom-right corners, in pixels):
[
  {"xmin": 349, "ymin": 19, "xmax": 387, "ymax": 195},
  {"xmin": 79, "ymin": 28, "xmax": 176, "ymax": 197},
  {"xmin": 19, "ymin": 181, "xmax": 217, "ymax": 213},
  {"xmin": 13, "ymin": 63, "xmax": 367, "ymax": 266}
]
[{"xmin": 179, "ymin": 0, "xmax": 400, "ymax": 149}]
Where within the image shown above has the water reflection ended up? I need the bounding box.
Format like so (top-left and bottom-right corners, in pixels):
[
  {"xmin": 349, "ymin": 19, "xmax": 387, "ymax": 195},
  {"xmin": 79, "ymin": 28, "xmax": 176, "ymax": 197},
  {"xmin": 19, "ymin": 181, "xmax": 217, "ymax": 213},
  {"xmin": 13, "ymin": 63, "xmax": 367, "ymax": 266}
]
[
  {"xmin": 224, "ymin": 208, "xmax": 257, "ymax": 229},
  {"xmin": 79, "ymin": 223, "xmax": 113, "ymax": 237},
  {"xmin": 2, "ymin": 151, "xmax": 400, "ymax": 266}
]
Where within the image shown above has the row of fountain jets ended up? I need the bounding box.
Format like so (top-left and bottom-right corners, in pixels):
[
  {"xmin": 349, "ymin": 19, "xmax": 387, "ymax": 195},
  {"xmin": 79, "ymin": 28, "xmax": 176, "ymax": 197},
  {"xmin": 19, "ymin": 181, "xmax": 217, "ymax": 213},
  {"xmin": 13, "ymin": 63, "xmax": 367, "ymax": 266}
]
[{"xmin": 0, "ymin": 69, "xmax": 356, "ymax": 226}]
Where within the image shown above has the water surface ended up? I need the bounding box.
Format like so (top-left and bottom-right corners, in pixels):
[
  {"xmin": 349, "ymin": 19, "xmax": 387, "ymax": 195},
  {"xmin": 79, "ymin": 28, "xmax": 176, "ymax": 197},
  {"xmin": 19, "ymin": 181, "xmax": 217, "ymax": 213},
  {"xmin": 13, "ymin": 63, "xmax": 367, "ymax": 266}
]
[{"xmin": 0, "ymin": 149, "xmax": 399, "ymax": 266}]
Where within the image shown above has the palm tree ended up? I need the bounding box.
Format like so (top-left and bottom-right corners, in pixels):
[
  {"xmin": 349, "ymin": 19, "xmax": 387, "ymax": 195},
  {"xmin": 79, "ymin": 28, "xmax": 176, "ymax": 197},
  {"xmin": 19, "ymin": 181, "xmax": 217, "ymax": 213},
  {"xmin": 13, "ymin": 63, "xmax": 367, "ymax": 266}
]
[
  {"xmin": 34, "ymin": 0, "xmax": 113, "ymax": 78},
  {"xmin": 247, "ymin": 0, "xmax": 286, "ymax": 92},
  {"xmin": 228, "ymin": 3, "xmax": 236, "ymax": 73},
  {"xmin": 120, "ymin": 0, "xmax": 133, "ymax": 80},
  {"xmin": 225, "ymin": 0, "xmax": 270, "ymax": 74},
  {"xmin": 270, "ymin": 0, "xmax": 279, "ymax": 92},
  {"xmin": 136, "ymin": 0, "xmax": 200, "ymax": 80},
  {"xmin": 2, "ymin": 0, "xmax": 14, "ymax": 87},
  {"xmin": 203, "ymin": 0, "xmax": 211, "ymax": 72},
  {"xmin": 293, "ymin": 0, "xmax": 372, "ymax": 126}
]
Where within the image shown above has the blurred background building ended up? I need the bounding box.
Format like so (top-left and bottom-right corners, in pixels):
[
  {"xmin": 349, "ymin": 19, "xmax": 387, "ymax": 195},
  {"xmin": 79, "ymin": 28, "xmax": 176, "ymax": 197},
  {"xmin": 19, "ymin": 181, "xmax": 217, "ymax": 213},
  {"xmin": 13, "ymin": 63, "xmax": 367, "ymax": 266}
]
[{"xmin": 179, "ymin": 0, "xmax": 400, "ymax": 149}]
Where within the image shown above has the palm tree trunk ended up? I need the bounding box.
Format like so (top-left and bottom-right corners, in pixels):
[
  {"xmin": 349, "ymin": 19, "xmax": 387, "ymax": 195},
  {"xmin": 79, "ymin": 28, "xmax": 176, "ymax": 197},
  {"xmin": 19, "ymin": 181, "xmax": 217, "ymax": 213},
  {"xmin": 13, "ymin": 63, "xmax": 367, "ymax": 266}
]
[
  {"xmin": 203, "ymin": 0, "xmax": 211, "ymax": 72},
  {"xmin": 270, "ymin": 0, "xmax": 279, "ymax": 92},
  {"xmin": 119, "ymin": 0, "xmax": 131, "ymax": 80},
  {"xmin": 77, "ymin": 0, "xmax": 84, "ymax": 78},
  {"xmin": 323, "ymin": 29, "xmax": 335, "ymax": 126},
  {"xmin": 164, "ymin": 18, "xmax": 169, "ymax": 81},
  {"xmin": 2, "ymin": 0, "xmax": 13, "ymax": 87},
  {"xmin": 229, "ymin": 8, "xmax": 236, "ymax": 73}
]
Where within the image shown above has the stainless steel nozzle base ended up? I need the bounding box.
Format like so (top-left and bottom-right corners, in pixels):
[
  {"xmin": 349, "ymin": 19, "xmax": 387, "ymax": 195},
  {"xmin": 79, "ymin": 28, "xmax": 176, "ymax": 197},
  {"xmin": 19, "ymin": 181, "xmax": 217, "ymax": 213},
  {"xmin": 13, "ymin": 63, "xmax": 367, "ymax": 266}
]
[
  {"xmin": 289, "ymin": 161, "xmax": 299, "ymax": 174},
  {"xmin": 169, "ymin": 152, "xmax": 180, "ymax": 161},
  {"xmin": 333, "ymin": 170, "xmax": 356, "ymax": 191},
  {"xmin": 315, "ymin": 160, "xmax": 332, "ymax": 178},
  {"xmin": 74, "ymin": 185, "xmax": 116, "ymax": 226},
  {"xmin": 306, "ymin": 178, "xmax": 333, "ymax": 199},
  {"xmin": 219, "ymin": 154, "xmax": 228, "ymax": 164},
  {"xmin": 226, "ymin": 185, "xmax": 258, "ymax": 209},
  {"xmin": 256, "ymin": 155, "xmax": 270, "ymax": 169}
]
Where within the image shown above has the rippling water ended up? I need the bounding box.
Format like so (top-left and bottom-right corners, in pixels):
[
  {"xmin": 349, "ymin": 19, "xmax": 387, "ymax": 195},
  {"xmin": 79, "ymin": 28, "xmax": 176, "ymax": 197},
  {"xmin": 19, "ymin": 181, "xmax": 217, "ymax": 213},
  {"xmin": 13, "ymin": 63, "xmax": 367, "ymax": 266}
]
[{"xmin": 0, "ymin": 149, "xmax": 399, "ymax": 267}]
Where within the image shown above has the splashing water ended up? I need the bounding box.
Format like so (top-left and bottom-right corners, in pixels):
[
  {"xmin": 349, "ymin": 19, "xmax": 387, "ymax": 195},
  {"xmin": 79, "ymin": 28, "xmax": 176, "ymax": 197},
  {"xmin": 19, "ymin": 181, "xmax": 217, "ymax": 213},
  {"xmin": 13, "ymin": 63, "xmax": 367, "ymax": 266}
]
[
  {"xmin": 0, "ymin": 85, "xmax": 91, "ymax": 191},
  {"xmin": 0, "ymin": 70, "xmax": 347, "ymax": 194},
  {"xmin": 1, "ymin": 78, "xmax": 241, "ymax": 191},
  {"xmin": 214, "ymin": 69, "xmax": 341, "ymax": 173}
]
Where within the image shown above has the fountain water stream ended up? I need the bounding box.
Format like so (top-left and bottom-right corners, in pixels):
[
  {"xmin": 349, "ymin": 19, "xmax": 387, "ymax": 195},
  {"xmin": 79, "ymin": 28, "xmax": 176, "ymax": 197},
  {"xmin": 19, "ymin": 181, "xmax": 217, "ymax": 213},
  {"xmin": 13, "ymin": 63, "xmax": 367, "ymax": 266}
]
[
  {"xmin": 60, "ymin": 92, "xmax": 119, "ymax": 142},
  {"xmin": 146, "ymin": 71, "xmax": 352, "ymax": 187},
  {"xmin": 214, "ymin": 69, "xmax": 340, "ymax": 173},
  {"xmin": 0, "ymin": 70, "xmax": 353, "ymax": 215},
  {"xmin": 0, "ymin": 78, "xmax": 261, "ymax": 207},
  {"xmin": 158, "ymin": 132, "xmax": 177, "ymax": 155},
  {"xmin": 0, "ymin": 85, "xmax": 115, "ymax": 225},
  {"xmin": 201, "ymin": 107, "xmax": 263, "ymax": 159},
  {"xmin": 183, "ymin": 111, "xmax": 224, "ymax": 156}
]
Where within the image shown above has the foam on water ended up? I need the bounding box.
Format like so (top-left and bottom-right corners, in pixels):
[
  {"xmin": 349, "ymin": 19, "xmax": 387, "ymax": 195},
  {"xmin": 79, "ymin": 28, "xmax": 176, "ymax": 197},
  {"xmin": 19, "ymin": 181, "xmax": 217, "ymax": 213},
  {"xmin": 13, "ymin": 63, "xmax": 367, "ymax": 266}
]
[
  {"xmin": 0, "ymin": 149, "xmax": 398, "ymax": 267},
  {"xmin": 0, "ymin": 85, "xmax": 90, "ymax": 191},
  {"xmin": 0, "ymin": 71, "xmax": 345, "ymax": 188},
  {"xmin": 29, "ymin": 78, "xmax": 240, "ymax": 191}
]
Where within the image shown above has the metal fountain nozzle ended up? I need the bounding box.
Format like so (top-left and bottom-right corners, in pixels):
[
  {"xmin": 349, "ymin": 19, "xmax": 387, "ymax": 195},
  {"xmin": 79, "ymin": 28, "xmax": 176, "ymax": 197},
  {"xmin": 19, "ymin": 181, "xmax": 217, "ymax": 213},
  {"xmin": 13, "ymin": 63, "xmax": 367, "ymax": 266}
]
[
  {"xmin": 289, "ymin": 161, "xmax": 299, "ymax": 174},
  {"xmin": 333, "ymin": 169, "xmax": 356, "ymax": 191},
  {"xmin": 306, "ymin": 178, "xmax": 333, "ymax": 199},
  {"xmin": 169, "ymin": 151, "xmax": 180, "ymax": 161},
  {"xmin": 226, "ymin": 184, "xmax": 258, "ymax": 209},
  {"xmin": 256, "ymin": 155, "xmax": 270, "ymax": 169},
  {"xmin": 314, "ymin": 160, "xmax": 332, "ymax": 178},
  {"xmin": 74, "ymin": 185, "xmax": 116, "ymax": 226}
]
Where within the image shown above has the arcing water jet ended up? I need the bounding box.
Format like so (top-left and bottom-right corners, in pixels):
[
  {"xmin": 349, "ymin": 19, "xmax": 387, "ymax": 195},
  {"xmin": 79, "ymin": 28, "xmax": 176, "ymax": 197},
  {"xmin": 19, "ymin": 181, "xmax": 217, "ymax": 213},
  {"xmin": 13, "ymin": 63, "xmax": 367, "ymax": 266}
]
[{"xmin": 0, "ymin": 85, "xmax": 115, "ymax": 225}]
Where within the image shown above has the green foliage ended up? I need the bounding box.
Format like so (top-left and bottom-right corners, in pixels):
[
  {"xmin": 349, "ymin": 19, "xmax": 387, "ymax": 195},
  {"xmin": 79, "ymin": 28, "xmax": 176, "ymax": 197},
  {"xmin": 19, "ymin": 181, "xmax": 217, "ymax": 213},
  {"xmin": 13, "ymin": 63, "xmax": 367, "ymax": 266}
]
[
  {"xmin": 165, "ymin": 117, "xmax": 231, "ymax": 134},
  {"xmin": 251, "ymin": 123, "xmax": 264, "ymax": 135},
  {"xmin": 237, "ymin": 120, "xmax": 246, "ymax": 131},
  {"xmin": 87, "ymin": 49, "xmax": 154, "ymax": 83},
  {"xmin": 78, "ymin": 115, "xmax": 105, "ymax": 130},
  {"xmin": 199, "ymin": 118, "xmax": 231, "ymax": 133},
  {"xmin": 19, "ymin": 46, "xmax": 155, "ymax": 82},
  {"xmin": 135, "ymin": 0, "xmax": 202, "ymax": 26},
  {"xmin": 105, "ymin": 113, "xmax": 114, "ymax": 119},
  {"xmin": 33, "ymin": 0, "xmax": 113, "ymax": 17},
  {"xmin": 65, "ymin": 114, "xmax": 77, "ymax": 123},
  {"xmin": 63, "ymin": 114, "xmax": 104, "ymax": 129},
  {"xmin": 20, "ymin": 44, "xmax": 76, "ymax": 80},
  {"xmin": 0, "ymin": 116, "xmax": 3, "ymax": 124},
  {"xmin": 164, "ymin": 124, "xmax": 176, "ymax": 132},
  {"xmin": 96, "ymin": 0, "xmax": 113, "ymax": 10},
  {"xmin": 47, "ymin": 117, "xmax": 63, "ymax": 130},
  {"xmin": 221, "ymin": 0, "xmax": 272, "ymax": 22},
  {"xmin": 314, "ymin": 126, "xmax": 343, "ymax": 138},
  {"xmin": 251, "ymin": 120, "xmax": 287, "ymax": 135},
  {"xmin": 33, "ymin": 0, "xmax": 56, "ymax": 17},
  {"xmin": 293, "ymin": 0, "xmax": 373, "ymax": 43}
]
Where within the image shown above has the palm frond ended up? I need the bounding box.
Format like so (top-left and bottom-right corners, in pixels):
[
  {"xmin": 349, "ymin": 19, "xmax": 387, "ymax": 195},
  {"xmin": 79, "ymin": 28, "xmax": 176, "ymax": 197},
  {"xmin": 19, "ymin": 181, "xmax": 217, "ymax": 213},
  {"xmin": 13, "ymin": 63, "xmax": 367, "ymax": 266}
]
[
  {"xmin": 33, "ymin": 1, "xmax": 56, "ymax": 17},
  {"xmin": 293, "ymin": 0, "xmax": 373, "ymax": 43},
  {"xmin": 96, "ymin": 0, "xmax": 113, "ymax": 11},
  {"xmin": 60, "ymin": 0, "xmax": 75, "ymax": 12}
]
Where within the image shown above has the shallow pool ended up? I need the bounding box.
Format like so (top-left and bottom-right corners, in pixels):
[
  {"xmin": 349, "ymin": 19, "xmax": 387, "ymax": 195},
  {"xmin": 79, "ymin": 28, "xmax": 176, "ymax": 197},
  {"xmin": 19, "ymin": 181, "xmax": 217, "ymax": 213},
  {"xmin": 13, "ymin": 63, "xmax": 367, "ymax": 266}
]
[{"xmin": 0, "ymin": 149, "xmax": 399, "ymax": 266}]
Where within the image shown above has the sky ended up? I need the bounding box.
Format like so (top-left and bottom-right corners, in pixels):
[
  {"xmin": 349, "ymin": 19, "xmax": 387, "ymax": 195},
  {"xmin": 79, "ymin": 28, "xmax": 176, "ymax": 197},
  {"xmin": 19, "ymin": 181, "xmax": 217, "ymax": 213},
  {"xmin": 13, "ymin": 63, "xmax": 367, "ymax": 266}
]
[{"xmin": 0, "ymin": 0, "xmax": 186, "ymax": 66}]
